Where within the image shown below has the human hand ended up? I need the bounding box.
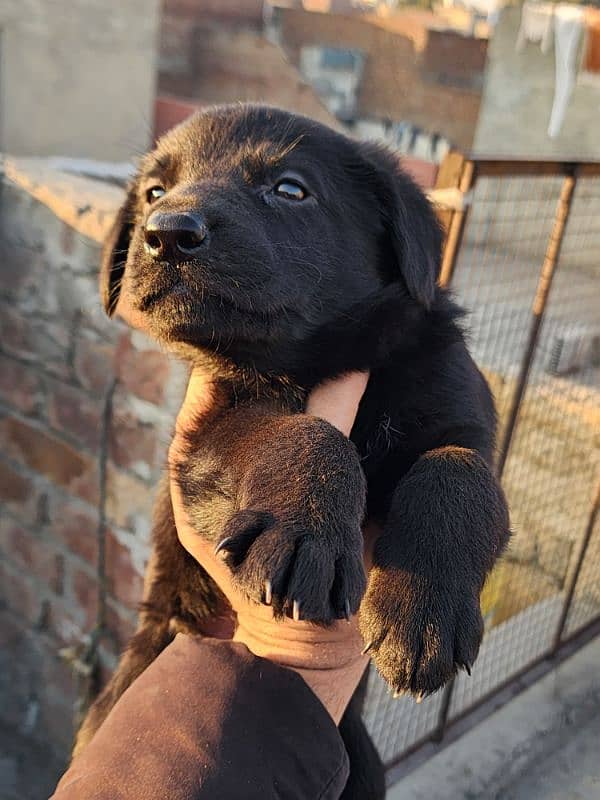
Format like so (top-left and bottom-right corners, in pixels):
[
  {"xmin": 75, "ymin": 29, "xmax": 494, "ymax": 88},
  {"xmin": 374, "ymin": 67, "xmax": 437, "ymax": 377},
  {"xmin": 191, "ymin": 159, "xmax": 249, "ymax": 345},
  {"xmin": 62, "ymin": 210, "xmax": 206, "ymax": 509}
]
[{"xmin": 169, "ymin": 368, "xmax": 374, "ymax": 723}]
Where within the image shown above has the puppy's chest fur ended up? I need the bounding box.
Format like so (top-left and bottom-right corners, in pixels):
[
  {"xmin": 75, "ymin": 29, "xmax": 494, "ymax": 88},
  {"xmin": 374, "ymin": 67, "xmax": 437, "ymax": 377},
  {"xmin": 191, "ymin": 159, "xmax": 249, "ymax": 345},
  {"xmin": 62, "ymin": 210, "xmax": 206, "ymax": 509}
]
[{"xmin": 174, "ymin": 361, "xmax": 434, "ymax": 541}]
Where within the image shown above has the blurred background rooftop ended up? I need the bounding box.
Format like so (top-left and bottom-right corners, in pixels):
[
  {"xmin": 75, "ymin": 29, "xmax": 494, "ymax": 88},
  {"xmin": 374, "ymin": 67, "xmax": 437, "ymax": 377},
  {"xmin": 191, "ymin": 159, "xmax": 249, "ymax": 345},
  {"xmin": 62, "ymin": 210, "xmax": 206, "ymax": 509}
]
[{"xmin": 3, "ymin": 0, "xmax": 599, "ymax": 167}]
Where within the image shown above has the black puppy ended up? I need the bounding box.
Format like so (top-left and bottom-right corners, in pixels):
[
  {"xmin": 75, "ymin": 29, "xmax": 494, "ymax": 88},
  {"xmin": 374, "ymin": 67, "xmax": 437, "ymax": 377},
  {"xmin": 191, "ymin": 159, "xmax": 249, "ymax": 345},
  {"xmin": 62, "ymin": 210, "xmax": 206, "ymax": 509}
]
[{"xmin": 76, "ymin": 105, "xmax": 510, "ymax": 795}]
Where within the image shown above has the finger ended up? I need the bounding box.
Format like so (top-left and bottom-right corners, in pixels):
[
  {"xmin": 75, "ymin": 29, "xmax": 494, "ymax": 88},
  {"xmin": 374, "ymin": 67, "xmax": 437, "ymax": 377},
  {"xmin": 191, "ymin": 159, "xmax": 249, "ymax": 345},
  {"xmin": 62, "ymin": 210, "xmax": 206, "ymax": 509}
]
[{"xmin": 306, "ymin": 371, "xmax": 369, "ymax": 437}]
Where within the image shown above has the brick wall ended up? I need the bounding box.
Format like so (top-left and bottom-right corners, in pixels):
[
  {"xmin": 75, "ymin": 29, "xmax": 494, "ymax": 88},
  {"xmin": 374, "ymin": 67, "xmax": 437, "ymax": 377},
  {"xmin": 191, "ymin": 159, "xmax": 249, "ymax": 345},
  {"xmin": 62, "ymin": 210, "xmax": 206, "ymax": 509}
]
[
  {"xmin": 158, "ymin": 5, "xmax": 340, "ymax": 133},
  {"xmin": 159, "ymin": 0, "xmax": 265, "ymax": 78},
  {"xmin": 162, "ymin": 0, "xmax": 264, "ymax": 26},
  {"xmin": 0, "ymin": 160, "xmax": 185, "ymax": 780},
  {"xmin": 277, "ymin": 7, "xmax": 486, "ymax": 151}
]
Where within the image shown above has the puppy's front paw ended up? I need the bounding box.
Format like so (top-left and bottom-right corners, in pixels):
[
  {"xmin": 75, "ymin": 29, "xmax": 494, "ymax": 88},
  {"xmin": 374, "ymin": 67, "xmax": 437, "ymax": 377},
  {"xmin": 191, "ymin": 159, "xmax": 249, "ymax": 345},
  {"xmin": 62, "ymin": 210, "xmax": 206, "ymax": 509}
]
[
  {"xmin": 217, "ymin": 509, "xmax": 366, "ymax": 624},
  {"xmin": 359, "ymin": 568, "xmax": 483, "ymax": 698}
]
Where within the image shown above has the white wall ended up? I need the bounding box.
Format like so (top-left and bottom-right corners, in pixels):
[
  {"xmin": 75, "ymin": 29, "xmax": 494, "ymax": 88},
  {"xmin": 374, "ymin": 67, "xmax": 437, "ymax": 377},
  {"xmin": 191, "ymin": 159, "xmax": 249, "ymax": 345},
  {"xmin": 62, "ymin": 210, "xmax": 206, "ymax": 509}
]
[
  {"xmin": 0, "ymin": 0, "xmax": 160, "ymax": 159},
  {"xmin": 473, "ymin": 7, "xmax": 600, "ymax": 159}
]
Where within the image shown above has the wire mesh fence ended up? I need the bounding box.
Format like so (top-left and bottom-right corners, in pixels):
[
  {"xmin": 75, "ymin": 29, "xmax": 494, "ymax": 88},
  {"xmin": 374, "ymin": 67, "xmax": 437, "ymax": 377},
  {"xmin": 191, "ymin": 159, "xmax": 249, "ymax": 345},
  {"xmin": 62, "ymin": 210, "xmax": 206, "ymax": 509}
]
[{"xmin": 364, "ymin": 157, "xmax": 600, "ymax": 772}]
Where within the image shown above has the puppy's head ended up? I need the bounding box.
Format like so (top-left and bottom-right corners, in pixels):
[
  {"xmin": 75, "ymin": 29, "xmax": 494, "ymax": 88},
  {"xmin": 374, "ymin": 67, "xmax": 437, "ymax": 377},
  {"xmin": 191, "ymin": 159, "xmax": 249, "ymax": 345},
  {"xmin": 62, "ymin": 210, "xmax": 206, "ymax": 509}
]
[{"xmin": 102, "ymin": 105, "xmax": 442, "ymax": 369}]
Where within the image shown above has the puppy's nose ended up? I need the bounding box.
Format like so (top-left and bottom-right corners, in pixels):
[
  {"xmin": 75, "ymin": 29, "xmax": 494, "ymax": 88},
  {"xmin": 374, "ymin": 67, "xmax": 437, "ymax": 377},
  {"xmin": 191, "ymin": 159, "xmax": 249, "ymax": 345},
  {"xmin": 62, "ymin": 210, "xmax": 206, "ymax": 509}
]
[{"xmin": 144, "ymin": 211, "xmax": 208, "ymax": 260}]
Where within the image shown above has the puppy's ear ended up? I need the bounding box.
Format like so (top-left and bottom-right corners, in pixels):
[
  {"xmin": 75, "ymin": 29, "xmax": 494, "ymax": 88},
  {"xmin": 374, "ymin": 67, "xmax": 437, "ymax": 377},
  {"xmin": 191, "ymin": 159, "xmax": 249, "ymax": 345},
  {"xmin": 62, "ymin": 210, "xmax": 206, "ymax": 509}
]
[
  {"xmin": 359, "ymin": 143, "xmax": 443, "ymax": 309},
  {"xmin": 99, "ymin": 185, "xmax": 137, "ymax": 316}
]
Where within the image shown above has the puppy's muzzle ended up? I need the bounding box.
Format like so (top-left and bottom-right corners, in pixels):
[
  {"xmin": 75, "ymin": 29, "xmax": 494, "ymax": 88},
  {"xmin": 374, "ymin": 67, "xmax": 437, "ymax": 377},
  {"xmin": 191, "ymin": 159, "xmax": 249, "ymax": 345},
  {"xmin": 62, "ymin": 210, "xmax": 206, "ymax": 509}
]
[{"xmin": 144, "ymin": 211, "xmax": 208, "ymax": 261}]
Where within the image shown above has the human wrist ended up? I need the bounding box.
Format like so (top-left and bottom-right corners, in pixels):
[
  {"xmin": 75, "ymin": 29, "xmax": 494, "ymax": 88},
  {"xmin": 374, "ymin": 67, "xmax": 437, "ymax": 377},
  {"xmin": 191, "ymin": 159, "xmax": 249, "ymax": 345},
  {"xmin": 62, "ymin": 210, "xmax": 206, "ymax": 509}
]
[{"xmin": 232, "ymin": 609, "xmax": 368, "ymax": 724}]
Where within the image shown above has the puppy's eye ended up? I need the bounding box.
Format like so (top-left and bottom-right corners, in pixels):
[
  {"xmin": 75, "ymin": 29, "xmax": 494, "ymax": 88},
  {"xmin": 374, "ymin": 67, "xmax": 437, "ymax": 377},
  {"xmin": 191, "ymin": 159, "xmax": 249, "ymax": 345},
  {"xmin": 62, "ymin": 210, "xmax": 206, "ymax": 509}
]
[
  {"xmin": 146, "ymin": 186, "xmax": 166, "ymax": 204},
  {"xmin": 274, "ymin": 180, "xmax": 307, "ymax": 201}
]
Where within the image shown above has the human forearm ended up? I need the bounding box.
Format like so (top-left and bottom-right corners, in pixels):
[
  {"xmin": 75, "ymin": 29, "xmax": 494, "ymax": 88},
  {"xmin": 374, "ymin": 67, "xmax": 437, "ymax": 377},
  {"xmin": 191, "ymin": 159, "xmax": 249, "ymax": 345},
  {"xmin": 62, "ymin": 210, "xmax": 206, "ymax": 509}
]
[{"xmin": 53, "ymin": 635, "xmax": 349, "ymax": 800}]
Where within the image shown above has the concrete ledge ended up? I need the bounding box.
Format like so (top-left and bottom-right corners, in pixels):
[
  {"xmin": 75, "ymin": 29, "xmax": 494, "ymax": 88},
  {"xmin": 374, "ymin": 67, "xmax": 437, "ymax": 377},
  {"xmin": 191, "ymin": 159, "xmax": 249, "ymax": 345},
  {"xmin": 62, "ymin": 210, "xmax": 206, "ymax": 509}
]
[
  {"xmin": 2, "ymin": 153, "xmax": 446, "ymax": 247},
  {"xmin": 2, "ymin": 156, "xmax": 124, "ymax": 243},
  {"xmin": 388, "ymin": 636, "xmax": 600, "ymax": 799}
]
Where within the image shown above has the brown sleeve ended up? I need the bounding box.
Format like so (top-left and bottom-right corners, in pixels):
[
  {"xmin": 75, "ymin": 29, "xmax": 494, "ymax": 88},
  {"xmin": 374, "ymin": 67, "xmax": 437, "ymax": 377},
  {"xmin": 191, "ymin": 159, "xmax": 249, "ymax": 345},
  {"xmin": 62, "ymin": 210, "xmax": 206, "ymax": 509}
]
[{"xmin": 51, "ymin": 635, "xmax": 349, "ymax": 800}]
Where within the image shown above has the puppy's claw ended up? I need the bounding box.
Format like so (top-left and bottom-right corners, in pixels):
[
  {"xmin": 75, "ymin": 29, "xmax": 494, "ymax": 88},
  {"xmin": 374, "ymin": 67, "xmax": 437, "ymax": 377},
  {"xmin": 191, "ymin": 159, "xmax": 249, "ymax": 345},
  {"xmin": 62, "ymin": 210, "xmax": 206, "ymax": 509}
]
[
  {"xmin": 392, "ymin": 688, "xmax": 405, "ymax": 699},
  {"xmin": 214, "ymin": 537, "xmax": 233, "ymax": 556},
  {"xmin": 292, "ymin": 600, "xmax": 301, "ymax": 622},
  {"xmin": 361, "ymin": 640, "xmax": 375, "ymax": 656},
  {"xmin": 344, "ymin": 599, "xmax": 351, "ymax": 622},
  {"xmin": 464, "ymin": 662, "xmax": 472, "ymax": 677},
  {"xmin": 415, "ymin": 692, "xmax": 426, "ymax": 704},
  {"xmin": 264, "ymin": 580, "xmax": 272, "ymax": 606}
]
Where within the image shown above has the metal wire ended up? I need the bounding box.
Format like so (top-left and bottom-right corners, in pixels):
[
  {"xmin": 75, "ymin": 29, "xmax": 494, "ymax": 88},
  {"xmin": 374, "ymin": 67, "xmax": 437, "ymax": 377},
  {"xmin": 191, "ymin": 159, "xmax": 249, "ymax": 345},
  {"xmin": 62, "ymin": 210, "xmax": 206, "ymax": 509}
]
[{"xmin": 366, "ymin": 160, "xmax": 600, "ymax": 768}]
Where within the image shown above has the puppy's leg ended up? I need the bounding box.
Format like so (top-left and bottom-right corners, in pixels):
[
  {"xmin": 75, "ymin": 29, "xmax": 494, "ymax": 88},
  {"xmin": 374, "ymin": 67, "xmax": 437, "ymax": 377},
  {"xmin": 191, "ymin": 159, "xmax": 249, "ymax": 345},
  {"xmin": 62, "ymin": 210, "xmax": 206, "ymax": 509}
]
[
  {"xmin": 360, "ymin": 446, "xmax": 510, "ymax": 697},
  {"xmin": 178, "ymin": 409, "xmax": 367, "ymax": 623},
  {"xmin": 74, "ymin": 480, "xmax": 224, "ymax": 757}
]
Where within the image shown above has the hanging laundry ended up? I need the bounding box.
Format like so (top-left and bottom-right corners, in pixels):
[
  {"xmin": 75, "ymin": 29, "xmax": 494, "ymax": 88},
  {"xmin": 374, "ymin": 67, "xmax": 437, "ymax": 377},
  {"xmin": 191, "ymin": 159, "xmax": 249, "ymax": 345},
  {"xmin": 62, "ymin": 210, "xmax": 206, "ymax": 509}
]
[
  {"xmin": 457, "ymin": 0, "xmax": 506, "ymax": 26},
  {"xmin": 516, "ymin": 1, "xmax": 555, "ymax": 54},
  {"xmin": 548, "ymin": 4, "xmax": 585, "ymax": 138},
  {"xmin": 578, "ymin": 8, "xmax": 600, "ymax": 88},
  {"xmin": 583, "ymin": 8, "xmax": 600, "ymax": 73}
]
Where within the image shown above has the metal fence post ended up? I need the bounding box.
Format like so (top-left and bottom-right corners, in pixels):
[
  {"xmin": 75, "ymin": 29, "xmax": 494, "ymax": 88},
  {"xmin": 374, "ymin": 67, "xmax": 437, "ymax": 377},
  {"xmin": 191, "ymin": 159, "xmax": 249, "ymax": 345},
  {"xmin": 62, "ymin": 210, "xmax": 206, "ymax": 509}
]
[
  {"xmin": 432, "ymin": 679, "xmax": 455, "ymax": 742},
  {"xmin": 496, "ymin": 167, "xmax": 578, "ymax": 479},
  {"xmin": 434, "ymin": 154, "xmax": 475, "ymax": 289},
  {"xmin": 552, "ymin": 481, "xmax": 600, "ymax": 650}
]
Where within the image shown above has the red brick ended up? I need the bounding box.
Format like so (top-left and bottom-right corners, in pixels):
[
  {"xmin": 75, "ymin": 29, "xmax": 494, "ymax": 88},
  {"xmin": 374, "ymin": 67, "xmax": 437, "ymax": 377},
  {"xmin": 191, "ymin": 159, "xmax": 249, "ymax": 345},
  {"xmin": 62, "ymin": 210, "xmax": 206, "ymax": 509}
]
[
  {"xmin": 109, "ymin": 394, "xmax": 161, "ymax": 475},
  {"xmin": 71, "ymin": 568, "xmax": 99, "ymax": 629},
  {"xmin": 35, "ymin": 688, "xmax": 77, "ymax": 754},
  {"xmin": 278, "ymin": 7, "xmax": 484, "ymax": 151},
  {"xmin": 44, "ymin": 597, "xmax": 88, "ymax": 645},
  {"xmin": 0, "ymin": 517, "xmax": 64, "ymax": 594},
  {"xmin": 154, "ymin": 96, "xmax": 199, "ymax": 140},
  {"xmin": 0, "ymin": 354, "xmax": 44, "ymax": 416},
  {"xmin": 47, "ymin": 380, "xmax": 103, "ymax": 452},
  {"xmin": 74, "ymin": 333, "xmax": 116, "ymax": 395},
  {"xmin": 47, "ymin": 498, "xmax": 99, "ymax": 566},
  {"xmin": 0, "ymin": 609, "xmax": 41, "ymax": 727},
  {"xmin": 0, "ymin": 416, "xmax": 100, "ymax": 505},
  {"xmin": 0, "ymin": 562, "xmax": 44, "ymax": 626},
  {"xmin": 0, "ymin": 305, "xmax": 29, "ymax": 356},
  {"xmin": 105, "ymin": 464, "xmax": 155, "ymax": 536},
  {"xmin": 0, "ymin": 609, "xmax": 73, "ymax": 742},
  {"xmin": 105, "ymin": 531, "xmax": 145, "ymax": 608},
  {"xmin": 0, "ymin": 460, "xmax": 46, "ymax": 526},
  {"xmin": 116, "ymin": 334, "xmax": 171, "ymax": 405},
  {"xmin": 86, "ymin": 307, "xmax": 125, "ymax": 345},
  {"xmin": 0, "ymin": 309, "xmax": 72, "ymax": 383},
  {"xmin": 104, "ymin": 600, "xmax": 137, "ymax": 654},
  {"xmin": 0, "ymin": 240, "xmax": 45, "ymax": 302},
  {"xmin": 158, "ymin": 23, "xmax": 339, "ymax": 127},
  {"xmin": 0, "ymin": 459, "xmax": 34, "ymax": 505},
  {"xmin": 163, "ymin": 0, "xmax": 263, "ymax": 24},
  {"xmin": 41, "ymin": 645, "xmax": 78, "ymax": 704}
]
